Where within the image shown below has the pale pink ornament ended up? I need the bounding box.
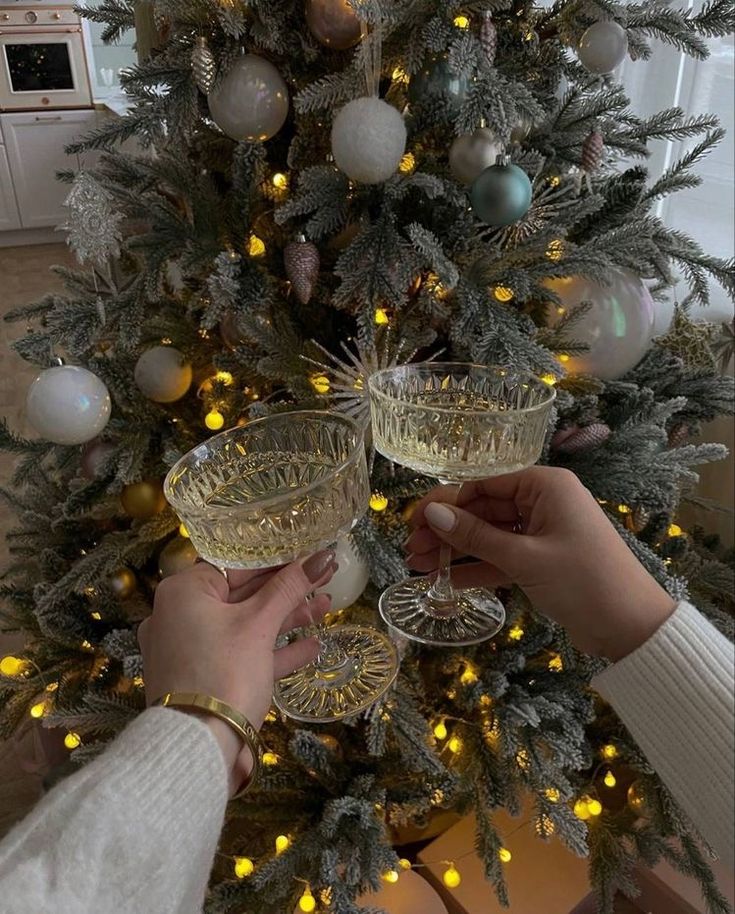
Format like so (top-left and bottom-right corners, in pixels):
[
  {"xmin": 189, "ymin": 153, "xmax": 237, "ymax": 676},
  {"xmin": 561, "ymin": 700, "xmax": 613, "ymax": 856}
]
[
  {"xmin": 554, "ymin": 422, "xmax": 611, "ymax": 454},
  {"xmin": 284, "ymin": 234, "xmax": 320, "ymax": 305},
  {"xmin": 480, "ymin": 11, "xmax": 498, "ymax": 66},
  {"xmin": 581, "ymin": 128, "xmax": 604, "ymax": 174}
]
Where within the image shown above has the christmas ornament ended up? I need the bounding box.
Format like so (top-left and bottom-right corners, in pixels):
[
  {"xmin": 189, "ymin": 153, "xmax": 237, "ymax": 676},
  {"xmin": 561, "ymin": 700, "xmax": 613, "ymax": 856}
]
[
  {"xmin": 449, "ymin": 126, "xmax": 502, "ymax": 185},
  {"xmin": 81, "ymin": 440, "xmax": 115, "ymax": 479},
  {"xmin": 26, "ymin": 365, "xmax": 111, "ymax": 446},
  {"xmin": 284, "ymin": 235, "xmax": 320, "ymax": 304},
  {"xmin": 331, "ymin": 97, "xmax": 407, "ymax": 184},
  {"xmin": 62, "ymin": 172, "xmax": 123, "ymax": 267},
  {"xmin": 581, "ymin": 127, "xmax": 604, "ymax": 174},
  {"xmin": 545, "ymin": 270, "xmax": 655, "ymax": 380},
  {"xmin": 305, "ymin": 0, "xmax": 362, "ymax": 50},
  {"xmin": 134, "ymin": 346, "xmax": 193, "ymax": 403},
  {"xmin": 220, "ymin": 311, "xmax": 248, "ymax": 349},
  {"xmin": 315, "ymin": 536, "xmax": 369, "ymax": 610},
  {"xmin": 208, "ymin": 54, "xmax": 289, "ymax": 142},
  {"xmin": 577, "ymin": 21, "xmax": 628, "ymax": 75},
  {"xmin": 627, "ymin": 780, "xmax": 648, "ymax": 814},
  {"xmin": 121, "ymin": 479, "xmax": 166, "ymax": 520},
  {"xmin": 480, "ymin": 11, "xmax": 497, "ymax": 66},
  {"xmin": 551, "ymin": 422, "xmax": 611, "ymax": 454},
  {"xmin": 408, "ymin": 55, "xmax": 471, "ymax": 114},
  {"xmin": 469, "ymin": 156, "xmax": 533, "ymax": 227},
  {"xmin": 668, "ymin": 424, "xmax": 689, "ymax": 449},
  {"xmin": 315, "ymin": 733, "xmax": 343, "ymax": 757},
  {"xmin": 655, "ymin": 307, "xmax": 717, "ymax": 370},
  {"xmin": 191, "ymin": 35, "xmax": 216, "ymax": 95},
  {"xmin": 712, "ymin": 318, "xmax": 735, "ymax": 372},
  {"xmin": 110, "ymin": 567, "xmax": 136, "ymax": 599},
  {"xmin": 510, "ymin": 117, "xmax": 533, "ymax": 145},
  {"xmin": 158, "ymin": 537, "xmax": 199, "ymax": 578}
]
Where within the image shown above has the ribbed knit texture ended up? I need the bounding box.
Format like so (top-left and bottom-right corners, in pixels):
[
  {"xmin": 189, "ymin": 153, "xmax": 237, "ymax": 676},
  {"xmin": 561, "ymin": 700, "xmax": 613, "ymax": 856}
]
[
  {"xmin": 594, "ymin": 600, "xmax": 735, "ymax": 862},
  {"xmin": 0, "ymin": 707, "xmax": 228, "ymax": 914}
]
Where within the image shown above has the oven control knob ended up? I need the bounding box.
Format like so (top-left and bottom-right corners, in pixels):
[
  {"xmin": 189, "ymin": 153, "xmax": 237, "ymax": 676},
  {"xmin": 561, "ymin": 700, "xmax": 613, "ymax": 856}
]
[
  {"xmin": 52, "ymin": 12, "xmax": 62, "ymax": 19},
  {"xmin": 1, "ymin": 13, "xmax": 9, "ymax": 20},
  {"xmin": 25, "ymin": 10, "xmax": 38, "ymax": 23}
]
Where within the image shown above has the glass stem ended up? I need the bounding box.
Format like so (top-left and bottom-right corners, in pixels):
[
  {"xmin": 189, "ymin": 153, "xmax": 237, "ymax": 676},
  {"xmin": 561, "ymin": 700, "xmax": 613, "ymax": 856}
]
[{"xmin": 427, "ymin": 482, "xmax": 460, "ymax": 606}]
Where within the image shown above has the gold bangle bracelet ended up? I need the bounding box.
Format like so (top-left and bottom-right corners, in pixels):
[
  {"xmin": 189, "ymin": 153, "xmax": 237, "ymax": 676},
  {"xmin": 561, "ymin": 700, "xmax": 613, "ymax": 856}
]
[{"xmin": 153, "ymin": 692, "xmax": 263, "ymax": 798}]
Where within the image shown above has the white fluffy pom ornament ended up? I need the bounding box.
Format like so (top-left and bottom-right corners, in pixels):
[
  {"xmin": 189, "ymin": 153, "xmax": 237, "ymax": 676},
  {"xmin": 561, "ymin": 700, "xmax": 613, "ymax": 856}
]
[{"xmin": 331, "ymin": 97, "xmax": 407, "ymax": 184}]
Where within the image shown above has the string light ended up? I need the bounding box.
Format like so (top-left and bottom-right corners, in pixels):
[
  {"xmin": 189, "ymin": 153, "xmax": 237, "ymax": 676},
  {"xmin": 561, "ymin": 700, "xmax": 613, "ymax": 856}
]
[
  {"xmin": 275, "ymin": 834, "xmax": 291, "ymax": 854},
  {"xmin": 0, "ymin": 656, "xmax": 29, "ymax": 677},
  {"xmin": 398, "ymin": 152, "xmax": 416, "ymax": 174},
  {"xmin": 478, "ymin": 694, "xmax": 493, "ymax": 708},
  {"xmin": 233, "ymin": 856, "xmax": 254, "ymax": 878},
  {"xmin": 453, "ymin": 13, "xmax": 470, "ymax": 28},
  {"xmin": 433, "ymin": 719, "xmax": 448, "ymax": 740},
  {"xmin": 447, "ymin": 735, "xmax": 463, "ymax": 754},
  {"xmin": 374, "ymin": 307, "xmax": 390, "ymax": 325},
  {"xmin": 443, "ymin": 864, "xmax": 462, "ymax": 888},
  {"xmin": 544, "ymin": 787, "xmax": 561, "ymax": 803},
  {"xmin": 540, "ymin": 373, "xmax": 558, "ymax": 386},
  {"xmin": 64, "ymin": 732, "xmax": 81, "ymax": 750},
  {"xmin": 272, "ymin": 172, "xmax": 288, "ymax": 190},
  {"xmin": 460, "ymin": 664, "xmax": 478, "ymax": 685},
  {"xmin": 493, "ymin": 286, "xmax": 514, "ymax": 302},
  {"xmin": 557, "ymin": 354, "xmax": 571, "ymax": 364},
  {"xmin": 205, "ymin": 409, "xmax": 225, "ymax": 431},
  {"xmin": 30, "ymin": 700, "xmax": 48, "ymax": 719},
  {"xmin": 548, "ymin": 653, "xmax": 563, "ymax": 672},
  {"xmin": 617, "ymin": 504, "xmax": 632, "ymax": 514},
  {"xmin": 498, "ymin": 847, "xmax": 512, "ymax": 863},
  {"xmin": 90, "ymin": 611, "xmax": 102, "ymax": 621},
  {"xmin": 247, "ymin": 234, "xmax": 266, "ymax": 257},
  {"xmin": 133, "ymin": 675, "xmax": 145, "ymax": 688},
  {"xmin": 262, "ymin": 752, "xmax": 279, "ymax": 766},
  {"xmin": 214, "ymin": 370, "xmax": 234, "ymax": 386},
  {"xmin": 548, "ymin": 175, "xmax": 561, "ymax": 187},
  {"xmin": 546, "ymin": 239, "xmax": 564, "ymax": 262},
  {"xmin": 391, "ymin": 65, "xmax": 409, "ymax": 84},
  {"xmin": 298, "ymin": 885, "xmax": 317, "ymax": 912},
  {"xmin": 603, "ymin": 770, "xmax": 617, "ymax": 788},
  {"xmin": 508, "ymin": 624, "xmax": 524, "ymax": 641},
  {"xmin": 45, "ymin": 681, "xmax": 58, "ymax": 692},
  {"xmin": 309, "ymin": 373, "xmax": 331, "ymax": 394},
  {"xmin": 398, "ymin": 858, "xmax": 412, "ymax": 870},
  {"xmin": 381, "ymin": 869, "xmax": 399, "ymax": 884},
  {"xmin": 601, "ymin": 743, "xmax": 618, "ymax": 760},
  {"xmin": 179, "ymin": 523, "xmax": 190, "ymax": 538},
  {"xmin": 587, "ymin": 798, "xmax": 603, "ymax": 817},
  {"xmin": 369, "ymin": 493, "xmax": 389, "ymax": 512},
  {"xmin": 668, "ymin": 523, "xmax": 683, "ymax": 537},
  {"xmin": 80, "ymin": 640, "xmax": 94, "ymax": 652},
  {"xmin": 574, "ymin": 797, "xmax": 592, "ymax": 820}
]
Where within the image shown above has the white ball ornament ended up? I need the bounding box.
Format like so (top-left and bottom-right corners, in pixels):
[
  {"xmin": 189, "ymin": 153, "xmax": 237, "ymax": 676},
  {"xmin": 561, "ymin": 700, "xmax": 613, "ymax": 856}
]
[
  {"xmin": 315, "ymin": 536, "xmax": 369, "ymax": 610},
  {"xmin": 577, "ymin": 21, "xmax": 629, "ymax": 75},
  {"xmin": 546, "ymin": 269, "xmax": 655, "ymax": 380},
  {"xmin": 449, "ymin": 127, "xmax": 503, "ymax": 186},
  {"xmin": 331, "ymin": 97, "xmax": 407, "ymax": 184},
  {"xmin": 208, "ymin": 53, "xmax": 289, "ymax": 142},
  {"xmin": 26, "ymin": 365, "xmax": 111, "ymax": 446},
  {"xmin": 134, "ymin": 346, "xmax": 193, "ymax": 403}
]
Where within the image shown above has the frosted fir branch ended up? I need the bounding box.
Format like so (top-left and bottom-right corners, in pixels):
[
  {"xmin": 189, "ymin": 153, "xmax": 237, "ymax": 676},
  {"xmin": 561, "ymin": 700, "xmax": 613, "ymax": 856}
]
[
  {"xmin": 625, "ymin": 6, "xmax": 709, "ymax": 59},
  {"xmin": 689, "ymin": 0, "xmax": 735, "ymax": 38},
  {"xmin": 405, "ymin": 223, "xmax": 459, "ymax": 289},
  {"xmin": 46, "ymin": 691, "xmax": 139, "ymax": 736},
  {"xmin": 275, "ymin": 166, "xmax": 350, "ymax": 240},
  {"xmin": 294, "ymin": 70, "xmax": 364, "ymax": 114},
  {"xmin": 76, "ymin": 1, "xmax": 134, "ymax": 44}
]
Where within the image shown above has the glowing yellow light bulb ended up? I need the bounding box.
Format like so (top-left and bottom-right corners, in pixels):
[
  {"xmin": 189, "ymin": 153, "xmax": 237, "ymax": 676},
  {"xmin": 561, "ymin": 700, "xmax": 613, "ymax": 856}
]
[
  {"xmin": 540, "ymin": 373, "xmax": 557, "ymax": 386},
  {"xmin": 447, "ymin": 735, "xmax": 462, "ymax": 754},
  {"xmin": 248, "ymin": 234, "xmax": 266, "ymax": 257},
  {"xmin": 617, "ymin": 504, "xmax": 631, "ymax": 514},
  {"xmin": 548, "ymin": 653, "xmax": 563, "ymax": 672},
  {"xmin": 233, "ymin": 856, "xmax": 254, "ymax": 878},
  {"xmin": 433, "ymin": 720, "xmax": 448, "ymax": 740},
  {"xmin": 574, "ymin": 798, "xmax": 591, "ymax": 820},
  {"xmin": 30, "ymin": 701, "xmax": 47, "ymax": 719},
  {"xmin": 214, "ymin": 370, "xmax": 234, "ymax": 386},
  {"xmin": 298, "ymin": 886, "xmax": 317, "ymax": 912},
  {"xmin": 0, "ymin": 655, "xmax": 27, "ymax": 677},
  {"xmin": 508, "ymin": 624, "xmax": 524, "ymax": 641},
  {"xmin": 310, "ymin": 373, "xmax": 330, "ymax": 395},
  {"xmin": 398, "ymin": 152, "xmax": 416, "ymax": 174},
  {"xmin": 587, "ymin": 798, "xmax": 603, "ymax": 817},
  {"xmin": 443, "ymin": 864, "xmax": 461, "ymax": 889},
  {"xmin": 453, "ymin": 13, "xmax": 470, "ymax": 28},
  {"xmin": 601, "ymin": 743, "xmax": 618, "ymax": 760},
  {"xmin": 64, "ymin": 732, "xmax": 81, "ymax": 750},
  {"xmin": 668, "ymin": 523, "xmax": 683, "ymax": 537},
  {"xmin": 493, "ymin": 285, "xmax": 514, "ymax": 302},
  {"xmin": 546, "ymin": 239, "xmax": 564, "ymax": 262},
  {"xmin": 544, "ymin": 787, "xmax": 561, "ymax": 803},
  {"xmin": 275, "ymin": 834, "xmax": 290, "ymax": 854},
  {"xmin": 272, "ymin": 172, "xmax": 288, "ymax": 190},
  {"xmin": 398, "ymin": 858, "xmax": 412, "ymax": 870},
  {"xmin": 460, "ymin": 665, "xmax": 478, "ymax": 685},
  {"xmin": 478, "ymin": 694, "xmax": 492, "ymax": 708},
  {"xmin": 374, "ymin": 307, "xmax": 390, "ymax": 325},
  {"xmin": 516, "ymin": 748, "xmax": 530, "ymax": 770},
  {"xmin": 549, "ymin": 174, "xmax": 561, "ymax": 187},
  {"xmin": 391, "ymin": 65, "xmax": 408, "ymax": 84},
  {"xmin": 262, "ymin": 751, "xmax": 279, "ymax": 766},
  {"xmin": 205, "ymin": 409, "xmax": 225, "ymax": 431},
  {"xmin": 369, "ymin": 493, "xmax": 389, "ymax": 512},
  {"xmin": 133, "ymin": 675, "xmax": 145, "ymax": 688},
  {"xmin": 179, "ymin": 522, "xmax": 190, "ymax": 538},
  {"xmin": 90, "ymin": 611, "xmax": 102, "ymax": 621},
  {"xmin": 498, "ymin": 847, "xmax": 512, "ymax": 863},
  {"xmin": 382, "ymin": 869, "xmax": 399, "ymax": 884},
  {"xmin": 603, "ymin": 770, "xmax": 617, "ymax": 788},
  {"xmin": 558, "ymin": 353, "xmax": 570, "ymax": 364}
]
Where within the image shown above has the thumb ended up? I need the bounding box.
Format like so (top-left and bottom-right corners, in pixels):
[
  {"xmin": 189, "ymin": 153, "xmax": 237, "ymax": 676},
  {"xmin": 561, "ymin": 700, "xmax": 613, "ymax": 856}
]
[{"xmin": 424, "ymin": 502, "xmax": 528, "ymax": 577}]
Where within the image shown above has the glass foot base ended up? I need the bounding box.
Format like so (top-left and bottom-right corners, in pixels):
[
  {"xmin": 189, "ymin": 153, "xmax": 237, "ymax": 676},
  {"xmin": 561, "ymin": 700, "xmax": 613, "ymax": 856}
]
[
  {"xmin": 379, "ymin": 577, "xmax": 506, "ymax": 646},
  {"xmin": 273, "ymin": 624, "xmax": 398, "ymax": 723}
]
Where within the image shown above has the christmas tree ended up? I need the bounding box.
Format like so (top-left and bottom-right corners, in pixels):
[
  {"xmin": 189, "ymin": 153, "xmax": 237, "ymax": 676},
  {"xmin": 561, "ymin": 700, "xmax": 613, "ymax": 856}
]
[{"xmin": 2, "ymin": 1, "xmax": 734, "ymax": 912}]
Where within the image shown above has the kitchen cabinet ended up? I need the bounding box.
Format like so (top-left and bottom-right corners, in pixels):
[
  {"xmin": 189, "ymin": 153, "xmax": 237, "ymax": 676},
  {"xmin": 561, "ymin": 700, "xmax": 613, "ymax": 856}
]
[
  {"xmin": 0, "ymin": 143, "xmax": 21, "ymax": 231},
  {"xmin": 0, "ymin": 109, "xmax": 99, "ymax": 229}
]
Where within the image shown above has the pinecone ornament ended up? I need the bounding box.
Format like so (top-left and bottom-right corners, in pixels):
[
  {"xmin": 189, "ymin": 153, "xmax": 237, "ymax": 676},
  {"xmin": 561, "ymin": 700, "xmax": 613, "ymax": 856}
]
[
  {"xmin": 551, "ymin": 422, "xmax": 611, "ymax": 454},
  {"xmin": 284, "ymin": 235, "xmax": 320, "ymax": 305},
  {"xmin": 668, "ymin": 424, "xmax": 689, "ymax": 449},
  {"xmin": 192, "ymin": 36, "xmax": 216, "ymax": 95},
  {"xmin": 480, "ymin": 11, "xmax": 498, "ymax": 66},
  {"xmin": 581, "ymin": 127, "xmax": 604, "ymax": 174}
]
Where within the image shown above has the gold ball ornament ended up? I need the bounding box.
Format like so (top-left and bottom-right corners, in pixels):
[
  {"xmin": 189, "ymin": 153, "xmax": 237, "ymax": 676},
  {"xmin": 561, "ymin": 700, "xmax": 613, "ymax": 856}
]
[
  {"xmin": 305, "ymin": 0, "xmax": 362, "ymax": 50},
  {"xmin": 627, "ymin": 781, "xmax": 648, "ymax": 814},
  {"xmin": 121, "ymin": 479, "xmax": 166, "ymax": 519},
  {"xmin": 158, "ymin": 537, "xmax": 199, "ymax": 578},
  {"xmin": 219, "ymin": 311, "xmax": 248, "ymax": 349},
  {"xmin": 110, "ymin": 567, "xmax": 137, "ymax": 599},
  {"xmin": 316, "ymin": 733, "xmax": 343, "ymax": 758}
]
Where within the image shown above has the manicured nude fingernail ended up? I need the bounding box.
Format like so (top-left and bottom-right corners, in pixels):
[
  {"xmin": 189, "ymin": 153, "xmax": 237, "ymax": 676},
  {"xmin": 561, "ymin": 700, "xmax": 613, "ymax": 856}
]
[
  {"xmin": 425, "ymin": 503, "xmax": 457, "ymax": 532},
  {"xmin": 303, "ymin": 550, "xmax": 336, "ymax": 584}
]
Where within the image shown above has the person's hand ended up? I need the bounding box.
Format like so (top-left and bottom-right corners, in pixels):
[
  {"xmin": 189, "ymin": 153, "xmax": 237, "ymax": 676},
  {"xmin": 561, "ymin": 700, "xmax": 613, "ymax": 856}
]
[
  {"xmin": 405, "ymin": 467, "xmax": 676, "ymax": 661},
  {"xmin": 137, "ymin": 550, "xmax": 337, "ymax": 795}
]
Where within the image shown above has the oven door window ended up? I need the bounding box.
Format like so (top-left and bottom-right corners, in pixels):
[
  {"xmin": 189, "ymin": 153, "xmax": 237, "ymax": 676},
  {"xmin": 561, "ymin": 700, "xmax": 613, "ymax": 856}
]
[{"xmin": 5, "ymin": 43, "xmax": 75, "ymax": 92}]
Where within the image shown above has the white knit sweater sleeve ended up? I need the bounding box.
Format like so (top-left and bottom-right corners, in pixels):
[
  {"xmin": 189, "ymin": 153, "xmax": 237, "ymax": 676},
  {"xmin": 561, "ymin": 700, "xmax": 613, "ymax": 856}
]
[
  {"xmin": 593, "ymin": 599, "xmax": 735, "ymax": 862},
  {"xmin": 0, "ymin": 706, "xmax": 228, "ymax": 914}
]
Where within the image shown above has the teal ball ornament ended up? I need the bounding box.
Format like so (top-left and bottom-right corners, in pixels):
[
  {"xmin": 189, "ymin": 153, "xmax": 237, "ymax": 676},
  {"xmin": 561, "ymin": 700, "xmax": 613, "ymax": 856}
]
[
  {"xmin": 470, "ymin": 161, "xmax": 533, "ymax": 227},
  {"xmin": 408, "ymin": 55, "xmax": 471, "ymax": 114}
]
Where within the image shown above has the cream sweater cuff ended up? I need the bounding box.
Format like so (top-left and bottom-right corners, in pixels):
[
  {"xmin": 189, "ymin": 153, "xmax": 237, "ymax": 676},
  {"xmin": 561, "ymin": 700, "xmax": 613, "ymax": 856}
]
[{"xmin": 593, "ymin": 600, "xmax": 735, "ymax": 861}]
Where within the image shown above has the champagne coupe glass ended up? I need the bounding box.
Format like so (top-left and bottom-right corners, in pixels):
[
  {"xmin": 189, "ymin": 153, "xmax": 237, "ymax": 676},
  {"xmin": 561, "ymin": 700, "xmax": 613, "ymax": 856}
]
[
  {"xmin": 164, "ymin": 410, "xmax": 398, "ymax": 723},
  {"xmin": 368, "ymin": 363, "xmax": 555, "ymax": 646}
]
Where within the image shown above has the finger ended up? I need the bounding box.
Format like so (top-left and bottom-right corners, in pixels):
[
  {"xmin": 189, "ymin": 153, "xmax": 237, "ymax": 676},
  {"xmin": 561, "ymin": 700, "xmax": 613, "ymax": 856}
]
[
  {"xmin": 278, "ymin": 593, "xmax": 331, "ymax": 635},
  {"xmin": 441, "ymin": 561, "xmax": 511, "ymax": 590},
  {"xmin": 228, "ymin": 567, "xmax": 281, "ymax": 604},
  {"xmin": 406, "ymin": 518, "xmax": 518, "ymax": 558},
  {"xmin": 274, "ymin": 637, "xmax": 320, "ymax": 679},
  {"xmin": 248, "ymin": 550, "xmax": 337, "ymax": 629},
  {"xmin": 407, "ymin": 547, "xmax": 459, "ymax": 572},
  {"xmin": 179, "ymin": 560, "xmax": 230, "ymax": 600},
  {"xmin": 136, "ymin": 617, "xmax": 149, "ymax": 651}
]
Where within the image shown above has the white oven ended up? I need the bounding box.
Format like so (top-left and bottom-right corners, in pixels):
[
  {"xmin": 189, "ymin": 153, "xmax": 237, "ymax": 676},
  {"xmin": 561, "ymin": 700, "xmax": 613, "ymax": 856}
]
[{"xmin": 0, "ymin": 3, "xmax": 92, "ymax": 110}]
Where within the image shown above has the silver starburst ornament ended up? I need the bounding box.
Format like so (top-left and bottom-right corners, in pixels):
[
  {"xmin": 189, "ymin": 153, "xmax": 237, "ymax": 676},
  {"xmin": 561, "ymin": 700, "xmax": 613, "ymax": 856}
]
[
  {"xmin": 62, "ymin": 172, "xmax": 123, "ymax": 267},
  {"xmin": 192, "ymin": 36, "xmax": 216, "ymax": 95}
]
